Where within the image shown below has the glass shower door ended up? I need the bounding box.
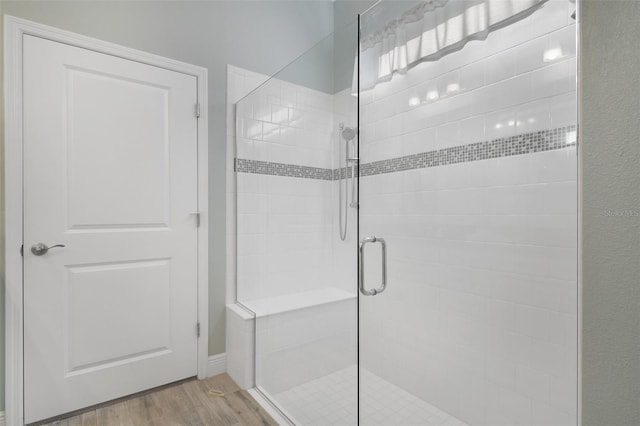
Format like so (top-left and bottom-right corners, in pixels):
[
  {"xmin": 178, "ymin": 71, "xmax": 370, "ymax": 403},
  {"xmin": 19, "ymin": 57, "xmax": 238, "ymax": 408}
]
[{"xmin": 357, "ymin": 1, "xmax": 578, "ymax": 425}]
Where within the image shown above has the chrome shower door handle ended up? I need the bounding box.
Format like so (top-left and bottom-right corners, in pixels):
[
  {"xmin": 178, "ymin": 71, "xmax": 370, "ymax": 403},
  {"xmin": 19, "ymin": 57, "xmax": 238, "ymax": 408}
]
[{"xmin": 359, "ymin": 236, "xmax": 387, "ymax": 296}]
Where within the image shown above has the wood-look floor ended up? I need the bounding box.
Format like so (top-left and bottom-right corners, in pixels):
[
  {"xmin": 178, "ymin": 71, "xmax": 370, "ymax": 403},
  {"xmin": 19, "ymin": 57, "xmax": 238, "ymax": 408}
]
[{"xmin": 37, "ymin": 374, "xmax": 279, "ymax": 426}]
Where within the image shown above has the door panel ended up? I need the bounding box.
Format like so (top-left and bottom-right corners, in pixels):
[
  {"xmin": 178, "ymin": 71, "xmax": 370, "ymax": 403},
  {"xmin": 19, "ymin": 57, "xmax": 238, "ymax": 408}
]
[
  {"xmin": 65, "ymin": 259, "xmax": 172, "ymax": 373},
  {"xmin": 67, "ymin": 68, "xmax": 170, "ymax": 228},
  {"xmin": 23, "ymin": 35, "xmax": 199, "ymax": 423}
]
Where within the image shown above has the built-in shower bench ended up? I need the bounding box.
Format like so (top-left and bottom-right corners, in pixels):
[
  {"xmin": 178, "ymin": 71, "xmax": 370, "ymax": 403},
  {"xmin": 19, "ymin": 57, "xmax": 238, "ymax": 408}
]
[
  {"xmin": 226, "ymin": 287, "xmax": 357, "ymax": 391},
  {"xmin": 240, "ymin": 287, "xmax": 355, "ymax": 318}
]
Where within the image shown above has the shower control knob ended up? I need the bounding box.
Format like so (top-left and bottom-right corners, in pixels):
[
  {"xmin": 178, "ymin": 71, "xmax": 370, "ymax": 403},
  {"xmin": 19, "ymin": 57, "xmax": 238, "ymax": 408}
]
[{"xmin": 31, "ymin": 243, "xmax": 66, "ymax": 256}]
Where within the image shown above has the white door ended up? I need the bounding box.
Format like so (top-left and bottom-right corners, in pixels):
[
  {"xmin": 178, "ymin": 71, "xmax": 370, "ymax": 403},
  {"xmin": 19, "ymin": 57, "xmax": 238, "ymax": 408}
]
[{"xmin": 23, "ymin": 35, "xmax": 199, "ymax": 423}]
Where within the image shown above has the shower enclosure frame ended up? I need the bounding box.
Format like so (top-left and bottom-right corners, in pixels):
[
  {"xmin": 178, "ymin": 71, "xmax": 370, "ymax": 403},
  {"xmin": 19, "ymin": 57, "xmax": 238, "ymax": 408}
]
[
  {"xmin": 575, "ymin": 0, "xmax": 583, "ymax": 423},
  {"xmin": 229, "ymin": 0, "xmax": 583, "ymax": 422}
]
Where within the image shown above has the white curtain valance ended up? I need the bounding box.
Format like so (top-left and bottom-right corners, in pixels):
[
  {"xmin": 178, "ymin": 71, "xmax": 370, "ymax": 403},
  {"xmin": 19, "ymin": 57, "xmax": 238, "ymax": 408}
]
[{"xmin": 357, "ymin": 0, "xmax": 548, "ymax": 91}]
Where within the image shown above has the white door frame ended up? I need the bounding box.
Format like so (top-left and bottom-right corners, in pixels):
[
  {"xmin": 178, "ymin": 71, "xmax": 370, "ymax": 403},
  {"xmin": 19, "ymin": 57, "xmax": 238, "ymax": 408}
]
[{"xmin": 4, "ymin": 15, "xmax": 209, "ymax": 426}]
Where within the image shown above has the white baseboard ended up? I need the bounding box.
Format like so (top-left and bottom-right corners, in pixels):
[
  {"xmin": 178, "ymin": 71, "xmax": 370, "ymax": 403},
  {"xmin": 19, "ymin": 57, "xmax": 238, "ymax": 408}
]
[
  {"xmin": 207, "ymin": 353, "xmax": 227, "ymax": 377},
  {"xmin": 0, "ymin": 410, "xmax": 5, "ymax": 426}
]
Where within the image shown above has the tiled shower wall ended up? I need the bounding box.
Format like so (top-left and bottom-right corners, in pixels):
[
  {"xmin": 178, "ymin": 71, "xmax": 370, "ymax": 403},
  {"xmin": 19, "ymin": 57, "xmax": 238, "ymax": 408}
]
[
  {"xmin": 358, "ymin": 1, "xmax": 577, "ymax": 425},
  {"xmin": 234, "ymin": 68, "xmax": 356, "ymax": 303}
]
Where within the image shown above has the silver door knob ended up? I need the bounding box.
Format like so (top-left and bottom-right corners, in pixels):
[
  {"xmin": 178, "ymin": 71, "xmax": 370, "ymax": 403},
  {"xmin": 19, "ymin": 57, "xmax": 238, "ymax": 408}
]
[{"xmin": 31, "ymin": 243, "xmax": 66, "ymax": 256}]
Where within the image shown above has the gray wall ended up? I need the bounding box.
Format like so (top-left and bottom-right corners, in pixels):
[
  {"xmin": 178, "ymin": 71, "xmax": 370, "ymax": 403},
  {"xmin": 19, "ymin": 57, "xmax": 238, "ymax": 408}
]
[
  {"xmin": 274, "ymin": 0, "xmax": 372, "ymax": 96},
  {"xmin": 332, "ymin": 0, "xmax": 372, "ymax": 93},
  {"xmin": 580, "ymin": 0, "xmax": 640, "ymax": 425},
  {"xmin": 0, "ymin": 0, "xmax": 335, "ymax": 412},
  {"xmin": 273, "ymin": 31, "xmax": 336, "ymax": 93}
]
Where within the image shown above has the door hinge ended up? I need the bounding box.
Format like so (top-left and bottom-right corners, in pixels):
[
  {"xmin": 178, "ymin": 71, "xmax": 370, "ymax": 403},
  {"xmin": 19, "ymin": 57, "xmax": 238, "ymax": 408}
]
[
  {"xmin": 196, "ymin": 321, "xmax": 201, "ymax": 338},
  {"xmin": 193, "ymin": 212, "xmax": 201, "ymax": 227},
  {"xmin": 20, "ymin": 244, "xmax": 23, "ymax": 257},
  {"xmin": 195, "ymin": 103, "xmax": 201, "ymax": 118}
]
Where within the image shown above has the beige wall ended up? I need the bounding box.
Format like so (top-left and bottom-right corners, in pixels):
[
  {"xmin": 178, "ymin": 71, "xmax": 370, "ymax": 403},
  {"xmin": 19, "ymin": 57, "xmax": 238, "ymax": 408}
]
[
  {"xmin": 580, "ymin": 1, "xmax": 640, "ymax": 425},
  {"xmin": 0, "ymin": 0, "xmax": 335, "ymax": 412}
]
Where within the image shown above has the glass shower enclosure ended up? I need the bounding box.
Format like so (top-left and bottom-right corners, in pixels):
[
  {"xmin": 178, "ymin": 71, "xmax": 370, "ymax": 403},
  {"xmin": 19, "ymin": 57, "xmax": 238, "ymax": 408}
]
[
  {"xmin": 233, "ymin": 19, "xmax": 359, "ymax": 425},
  {"xmin": 234, "ymin": 0, "xmax": 578, "ymax": 424}
]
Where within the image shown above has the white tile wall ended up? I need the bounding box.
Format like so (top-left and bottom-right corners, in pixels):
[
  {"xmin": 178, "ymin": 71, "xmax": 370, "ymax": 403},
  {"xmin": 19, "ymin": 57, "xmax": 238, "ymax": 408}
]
[
  {"xmin": 358, "ymin": 1, "xmax": 577, "ymax": 425},
  {"xmin": 236, "ymin": 172, "xmax": 337, "ymax": 301},
  {"xmin": 235, "ymin": 77, "xmax": 334, "ymax": 169},
  {"xmin": 233, "ymin": 69, "xmax": 356, "ymax": 304},
  {"xmin": 226, "ymin": 65, "xmax": 270, "ymax": 305},
  {"xmin": 331, "ymin": 87, "xmax": 359, "ymax": 300}
]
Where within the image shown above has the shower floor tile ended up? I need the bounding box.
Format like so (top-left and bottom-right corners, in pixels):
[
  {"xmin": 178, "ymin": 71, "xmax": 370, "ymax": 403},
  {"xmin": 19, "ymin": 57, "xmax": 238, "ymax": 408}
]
[{"xmin": 269, "ymin": 366, "xmax": 468, "ymax": 426}]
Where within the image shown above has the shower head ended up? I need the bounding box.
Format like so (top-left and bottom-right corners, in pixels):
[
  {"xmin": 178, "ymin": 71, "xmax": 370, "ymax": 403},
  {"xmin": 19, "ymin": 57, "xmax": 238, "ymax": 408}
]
[{"xmin": 341, "ymin": 126, "xmax": 357, "ymax": 141}]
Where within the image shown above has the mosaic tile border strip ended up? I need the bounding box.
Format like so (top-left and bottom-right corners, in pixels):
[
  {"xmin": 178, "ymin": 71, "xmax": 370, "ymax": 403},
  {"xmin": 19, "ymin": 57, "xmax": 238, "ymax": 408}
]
[
  {"xmin": 360, "ymin": 125, "xmax": 577, "ymax": 177},
  {"xmin": 236, "ymin": 125, "xmax": 577, "ymax": 180},
  {"xmin": 235, "ymin": 159, "xmax": 334, "ymax": 180}
]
